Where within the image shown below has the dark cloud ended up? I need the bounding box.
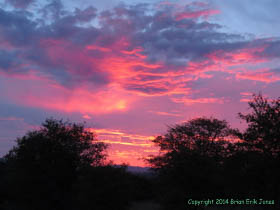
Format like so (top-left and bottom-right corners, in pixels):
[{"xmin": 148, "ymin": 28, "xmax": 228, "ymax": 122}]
[
  {"xmin": 271, "ymin": 68, "xmax": 280, "ymax": 74},
  {"xmin": 0, "ymin": 6, "xmax": 107, "ymax": 87},
  {"xmin": 74, "ymin": 7, "xmax": 97, "ymax": 22},
  {"xmin": 6, "ymin": 0, "xmax": 34, "ymax": 8},
  {"xmin": 0, "ymin": 2, "xmax": 279, "ymax": 95},
  {"xmin": 261, "ymin": 39, "xmax": 280, "ymax": 58},
  {"xmin": 40, "ymin": 0, "xmax": 65, "ymax": 20},
  {"xmin": 124, "ymin": 84, "xmax": 169, "ymax": 95},
  {"xmin": 0, "ymin": 9, "xmax": 37, "ymax": 46},
  {"xmin": 111, "ymin": 5, "xmax": 248, "ymax": 67},
  {"xmin": 0, "ymin": 50, "xmax": 19, "ymax": 69},
  {"xmin": 133, "ymin": 75, "xmax": 164, "ymax": 82}
]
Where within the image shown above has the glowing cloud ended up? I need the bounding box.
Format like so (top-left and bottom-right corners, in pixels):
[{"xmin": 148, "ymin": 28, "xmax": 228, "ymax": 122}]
[
  {"xmin": 236, "ymin": 70, "xmax": 280, "ymax": 83},
  {"xmin": 90, "ymin": 128, "xmax": 158, "ymax": 166}
]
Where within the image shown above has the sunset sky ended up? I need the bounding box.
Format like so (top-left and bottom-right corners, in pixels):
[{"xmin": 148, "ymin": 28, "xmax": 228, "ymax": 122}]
[{"xmin": 0, "ymin": 0, "xmax": 280, "ymax": 166}]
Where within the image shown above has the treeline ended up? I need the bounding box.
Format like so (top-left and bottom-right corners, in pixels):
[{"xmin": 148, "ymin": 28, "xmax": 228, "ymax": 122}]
[
  {"xmin": 147, "ymin": 94, "xmax": 280, "ymax": 209},
  {"xmin": 1, "ymin": 94, "xmax": 280, "ymax": 210},
  {"xmin": 0, "ymin": 119, "xmax": 155, "ymax": 210}
]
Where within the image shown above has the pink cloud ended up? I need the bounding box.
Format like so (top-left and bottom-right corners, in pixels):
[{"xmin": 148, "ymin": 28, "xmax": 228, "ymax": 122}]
[
  {"xmin": 240, "ymin": 92, "xmax": 253, "ymax": 96},
  {"xmin": 236, "ymin": 69, "xmax": 280, "ymax": 83},
  {"xmin": 206, "ymin": 46, "xmax": 268, "ymax": 67},
  {"xmin": 151, "ymin": 111, "xmax": 181, "ymax": 117},
  {"xmin": 183, "ymin": 45, "xmax": 273, "ymax": 83},
  {"xmin": 1, "ymin": 72, "xmax": 132, "ymax": 114},
  {"xmin": 175, "ymin": 9, "xmax": 220, "ymax": 20},
  {"xmin": 82, "ymin": 114, "xmax": 91, "ymax": 119},
  {"xmin": 171, "ymin": 97, "xmax": 225, "ymax": 105}
]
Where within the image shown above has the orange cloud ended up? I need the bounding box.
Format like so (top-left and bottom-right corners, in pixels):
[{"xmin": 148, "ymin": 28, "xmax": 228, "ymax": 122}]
[
  {"xmin": 89, "ymin": 128, "xmax": 158, "ymax": 166},
  {"xmin": 92, "ymin": 128, "xmax": 155, "ymax": 142},
  {"xmin": 108, "ymin": 150, "xmax": 152, "ymax": 167}
]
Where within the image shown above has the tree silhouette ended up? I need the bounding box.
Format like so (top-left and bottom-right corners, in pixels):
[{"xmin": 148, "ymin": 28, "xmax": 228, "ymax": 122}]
[
  {"xmin": 5, "ymin": 118, "xmax": 107, "ymax": 167},
  {"xmin": 236, "ymin": 93, "xmax": 280, "ymax": 204},
  {"xmin": 2, "ymin": 118, "xmax": 107, "ymax": 210},
  {"xmin": 1, "ymin": 95, "xmax": 280, "ymax": 209},
  {"xmin": 148, "ymin": 117, "xmax": 234, "ymax": 209},
  {"xmin": 148, "ymin": 117, "xmax": 234, "ymax": 169},
  {"xmin": 238, "ymin": 93, "xmax": 280, "ymax": 157}
]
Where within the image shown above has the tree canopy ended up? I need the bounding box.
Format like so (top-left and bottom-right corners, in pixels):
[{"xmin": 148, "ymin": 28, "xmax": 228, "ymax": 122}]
[
  {"xmin": 1, "ymin": 94, "xmax": 280, "ymax": 210},
  {"xmin": 238, "ymin": 93, "xmax": 280, "ymax": 157},
  {"xmin": 147, "ymin": 94, "xmax": 280, "ymax": 209},
  {"xmin": 5, "ymin": 118, "xmax": 107, "ymax": 168},
  {"xmin": 2, "ymin": 118, "xmax": 108, "ymax": 210},
  {"xmin": 147, "ymin": 117, "xmax": 235, "ymax": 209},
  {"xmin": 148, "ymin": 117, "xmax": 234, "ymax": 169}
]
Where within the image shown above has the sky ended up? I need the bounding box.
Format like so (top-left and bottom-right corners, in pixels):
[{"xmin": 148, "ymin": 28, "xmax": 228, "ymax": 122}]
[{"xmin": 0, "ymin": 0, "xmax": 280, "ymax": 166}]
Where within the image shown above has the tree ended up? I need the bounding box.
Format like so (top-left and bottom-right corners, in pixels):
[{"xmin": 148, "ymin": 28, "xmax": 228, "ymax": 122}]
[
  {"xmin": 237, "ymin": 94, "xmax": 280, "ymax": 203},
  {"xmin": 238, "ymin": 93, "xmax": 280, "ymax": 157},
  {"xmin": 5, "ymin": 118, "xmax": 107, "ymax": 167},
  {"xmin": 2, "ymin": 118, "xmax": 107, "ymax": 210},
  {"xmin": 148, "ymin": 117, "xmax": 234, "ymax": 169},
  {"xmin": 147, "ymin": 117, "xmax": 234, "ymax": 209}
]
